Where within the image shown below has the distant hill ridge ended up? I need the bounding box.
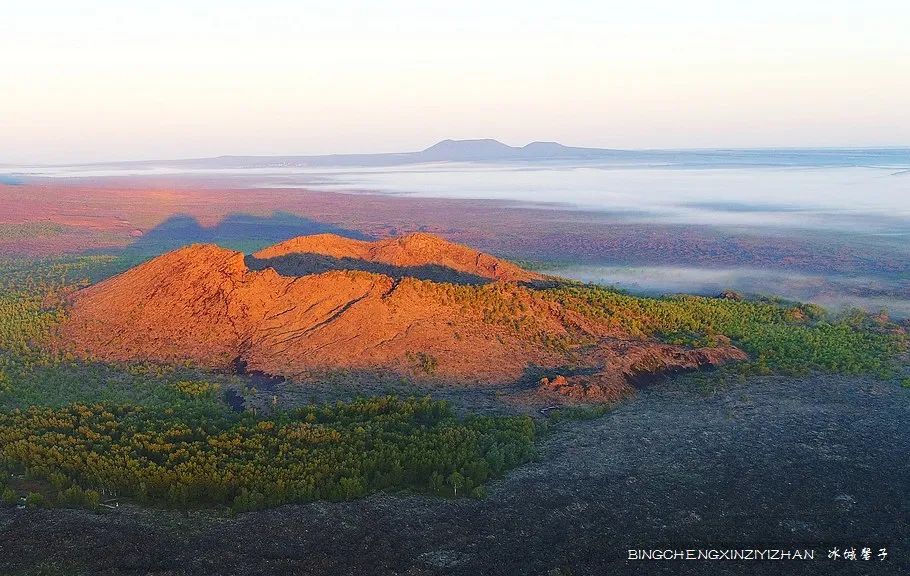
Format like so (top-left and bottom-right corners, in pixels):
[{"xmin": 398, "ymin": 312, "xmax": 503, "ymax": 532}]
[
  {"xmin": 208, "ymin": 138, "xmax": 611, "ymax": 164},
  {"xmin": 52, "ymin": 139, "xmax": 910, "ymax": 170},
  {"xmin": 70, "ymin": 139, "xmax": 626, "ymax": 169},
  {"xmin": 414, "ymin": 139, "xmax": 588, "ymax": 161}
]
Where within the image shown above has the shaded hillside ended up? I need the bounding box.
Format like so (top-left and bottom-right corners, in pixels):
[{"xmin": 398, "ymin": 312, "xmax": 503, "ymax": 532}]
[
  {"xmin": 251, "ymin": 232, "xmax": 542, "ymax": 284},
  {"xmin": 124, "ymin": 213, "xmax": 370, "ymax": 259},
  {"xmin": 57, "ymin": 235, "xmax": 746, "ymax": 400}
]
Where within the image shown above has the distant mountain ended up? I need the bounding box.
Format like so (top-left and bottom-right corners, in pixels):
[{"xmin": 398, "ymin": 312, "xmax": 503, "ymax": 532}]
[
  {"xmin": 416, "ymin": 139, "xmax": 623, "ymax": 162},
  {"xmin": 71, "ymin": 139, "xmax": 631, "ymax": 170},
  {"xmin": 188, "ymin": 138, "xmax": 624, "ymax": 168},
  {"xmin": 42, "ymin": 140, "xmax": 910, "ymax": 171},
  {"xmin": 419, "ymin": 139, "xmax": 518, "ymax": 161}
]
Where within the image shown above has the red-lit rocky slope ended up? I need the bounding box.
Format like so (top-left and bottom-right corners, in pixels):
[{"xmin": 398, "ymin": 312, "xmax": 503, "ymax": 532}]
[{"xmin": 58, "ymin": 234, "xmax": 747, "ymax": 400}]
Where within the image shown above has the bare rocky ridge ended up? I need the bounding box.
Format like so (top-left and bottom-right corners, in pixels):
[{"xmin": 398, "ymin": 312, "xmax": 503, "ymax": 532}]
[{"xmin": 58, "ymin": 234, "xmax": 747, "ymax": 398}]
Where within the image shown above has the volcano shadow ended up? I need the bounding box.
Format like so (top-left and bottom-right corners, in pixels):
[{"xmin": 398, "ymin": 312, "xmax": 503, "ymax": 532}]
[
  {"xmin": 247, "ymin": 252, "xmax": 493, "ymax": 285},
  {"xmin": 125, "ymin": 212, "xmax": 371, "ymax": 259}
]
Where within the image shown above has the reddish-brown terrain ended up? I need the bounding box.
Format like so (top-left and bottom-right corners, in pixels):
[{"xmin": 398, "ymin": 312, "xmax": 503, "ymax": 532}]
[
  {"xmin": 4, "ymin": 179, "xmax": 908, "ymax": 280},
  {"xmin": 58, "ymin": 234, "xmax": 746, "ymax": 400}
]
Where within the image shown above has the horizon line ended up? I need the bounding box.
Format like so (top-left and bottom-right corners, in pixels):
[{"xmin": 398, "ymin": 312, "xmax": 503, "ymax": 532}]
[{"xmin": 3, "ymin": 139, "xmax": 910, "ymax": 168}]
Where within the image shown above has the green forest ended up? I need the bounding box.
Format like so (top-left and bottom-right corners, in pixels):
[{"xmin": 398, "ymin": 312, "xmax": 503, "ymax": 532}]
[{"xmin": 0, "ymin": 396, "xmax": 535, "ymax": 512}]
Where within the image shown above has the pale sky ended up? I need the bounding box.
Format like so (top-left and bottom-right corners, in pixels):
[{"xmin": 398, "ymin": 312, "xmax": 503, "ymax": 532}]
[{"xmin": 2, "ymin": 0, "xmax": 909, "ymax": 163}]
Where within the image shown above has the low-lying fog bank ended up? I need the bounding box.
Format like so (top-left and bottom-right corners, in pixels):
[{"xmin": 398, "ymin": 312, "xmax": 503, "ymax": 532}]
[{"xmin": 543, "ymin": 264, "xmax": 910, "ymax": 318}]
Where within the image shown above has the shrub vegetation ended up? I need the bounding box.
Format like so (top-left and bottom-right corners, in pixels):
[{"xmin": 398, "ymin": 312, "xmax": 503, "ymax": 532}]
[
  {"xmin": 0, "ymin": 397, "xmax": 535, "ymax": 511},
  {"xmin": 545, "ymin": 284, "xmax": 905, "ymax": 376}
]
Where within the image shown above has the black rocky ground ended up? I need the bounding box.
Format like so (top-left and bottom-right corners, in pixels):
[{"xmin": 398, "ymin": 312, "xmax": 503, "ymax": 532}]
[{"xmin": 2, "ymin": 374, "xmax": 908, "ymax": 576}]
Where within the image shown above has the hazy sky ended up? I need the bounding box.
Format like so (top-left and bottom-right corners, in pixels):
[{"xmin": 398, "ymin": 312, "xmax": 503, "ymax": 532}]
[{"xmin": 3, "ymin": 0, "xmax": 909, "ymax": 163}]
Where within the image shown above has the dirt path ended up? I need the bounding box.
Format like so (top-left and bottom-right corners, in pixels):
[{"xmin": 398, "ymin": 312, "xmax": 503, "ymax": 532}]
[{"xmin": 2, "ymin": 374, "xmax": 908, "ymax": 575}]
